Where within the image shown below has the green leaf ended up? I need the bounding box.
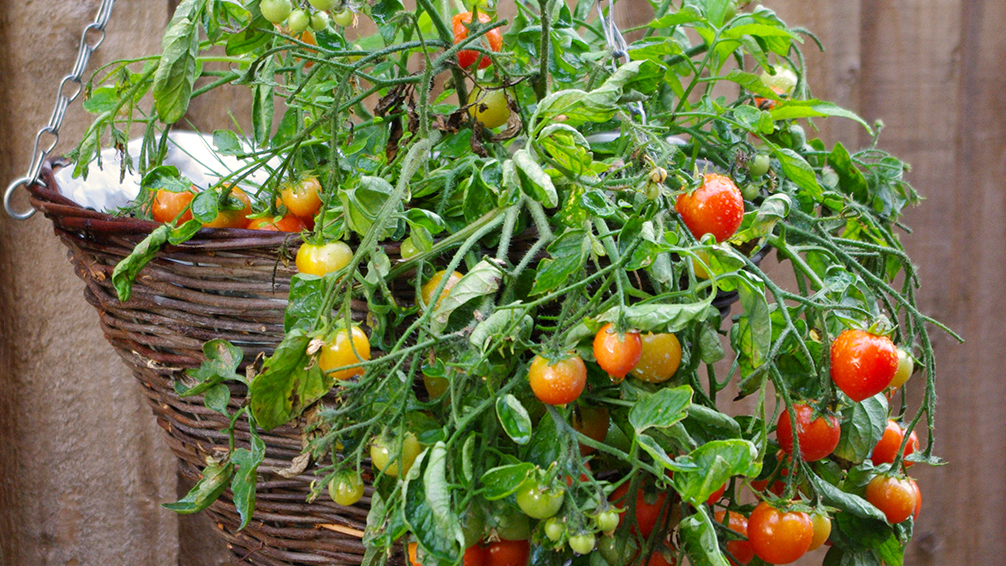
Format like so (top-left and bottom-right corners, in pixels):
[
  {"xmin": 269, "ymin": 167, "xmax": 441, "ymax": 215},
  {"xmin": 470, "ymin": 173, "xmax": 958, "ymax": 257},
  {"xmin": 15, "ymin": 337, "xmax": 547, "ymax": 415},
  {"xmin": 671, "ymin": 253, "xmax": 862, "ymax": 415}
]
[
  {"xmin": 431, "ymin": 260, "xmax": 503, "ymax": 333},
  {"xmin": 203, "ymin": 384, "xmax": 231, "ymax": 415},
  {"xmin": 83, "ymin": 86, "xmax": 120, "ymax": 114},
  {"xmin": 190, "ymin": 189, "xmax": 219, "ymax": 223},
  {"xmin": 469, "ymin": 308, "xmax": 534, "ymax": 352},
  {"xmin": 480, "ymin": 463, "xmax": 534, "ymax": 501},
  {"xmin": 231, "ymin": 432, "xmax": 265, "ymax": 530},
  {"xmin": 141, "ymin": 165, "xmax": 192, "ymax": 193},
  {"xmin": 679, "ymin": 506, "xmax": 731, "ymax": 566},
  {"xmin": 340, "ymin": 176, "xmax": 401, "ymax": 239},
  {"xmin": 647, "ymin": 6, "xmax": 702, "ymax": 28},
  {"xmin": 530, "ymin": 229, "xmax": 588, "ymax": 295},
  {"xmin": 732, "ymin": 272, "xmax": 771, "ymax": 367},
  {"xmin": 595, "ymin": 300, "xmax": 715, "ymax": 333},
  {"xmin": 178, "ymin": 339, "xmax": 245, "ymax": 397},
  {"xmin": 285, "ymin": 275, "xmax": 327, "ymax": 333},
  {"xmin": 513, "ymin": 148, "xmax": 558, "ymax": 208},
  {"xmin": 496, "ymin": 394, "xmax": 533, "ymax": 445},
  {"xmin": 535, "ymin": 124, "xmax": 595, "ymax": 180},
  {"xmin": 168, "ymin": 219, "xmax": 203, "ymax": 244},
  {"xmin": 163, "ymin": 458, "xmax": 233, "ymax": 513},
  {"xmin": 403, "ymin": 442, "xmax": 464, "ymax": 563},
  {"xmin": 730, "ymin": 194, "xmax": 792, "ymax": 243},
  {"xmin": 808, "ymin": 473, "xmax": 888, "ymax": 523},
  {"xmin": 774, "ymin": 147, "xmax": 823, "ymax": 201},
  {"xmin": 829, "ymin": 142, "xmax": 871, "ymax": 203},
  {"xmin": 153, "ymin": 0, "xmax": 205, "ymax": 124},
  {"xmin": 772, "ymin": 101, "xmax": 873, "ymax": 135},
  {"xmin": 112, "ymin": 225, "xmax": 170, "ymax": 301},
  {"xmin": 253, "ymin": 69, "xmax": 275, "ymax": 147},
  {"xmin": 673, "ymin": 440, "xmax": 761, "ymax": 505},
  {"xmin": 248, "ymin": 329, "xmax": 331, "ymax": 431},
  {"xmin": 533, "ymin": 61, "xmax": 643, "ymax": 128},
  {"xmin": 635, "ymin": 434, "xmax": 693, "ymax": 472},
  {"xmin": 212, "ymin": 130, "xmax": 245, "ymax": 156},
  {"xmin": 833, "ymin": 395, "xmax": 889, "ymax": 463},
  {"xmin": 629, "ymin": 385, "xmax": 693, "ymax": 433}
]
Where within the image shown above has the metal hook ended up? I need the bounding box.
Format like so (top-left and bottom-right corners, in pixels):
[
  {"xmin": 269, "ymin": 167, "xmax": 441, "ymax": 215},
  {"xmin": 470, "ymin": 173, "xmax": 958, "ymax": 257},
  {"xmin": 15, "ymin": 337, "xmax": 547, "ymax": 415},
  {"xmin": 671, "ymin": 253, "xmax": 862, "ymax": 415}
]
[{"xmin": 4, "ymin": 178, "xmax": 37, "ymax": 220}]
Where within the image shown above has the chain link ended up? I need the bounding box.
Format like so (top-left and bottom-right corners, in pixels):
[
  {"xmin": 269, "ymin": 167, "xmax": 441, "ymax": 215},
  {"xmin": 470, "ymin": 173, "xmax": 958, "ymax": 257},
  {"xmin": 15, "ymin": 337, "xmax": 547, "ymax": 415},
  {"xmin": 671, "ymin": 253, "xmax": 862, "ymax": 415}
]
[
  {"xmin": 4, "ymin": 0, "xmax": 116, "ymax": 220},
  {"xmin": 595, "ymin": 0, "xmax": 646, "ymax": 125}
]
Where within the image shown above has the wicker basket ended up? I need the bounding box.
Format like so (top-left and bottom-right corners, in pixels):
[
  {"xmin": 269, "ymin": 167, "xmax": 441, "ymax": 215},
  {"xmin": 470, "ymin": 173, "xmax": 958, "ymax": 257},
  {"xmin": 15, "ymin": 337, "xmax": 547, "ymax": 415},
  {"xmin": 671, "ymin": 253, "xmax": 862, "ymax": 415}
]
[{"xmin": 29, "ymin": 166, "xmax": 390, "ymax": 566}]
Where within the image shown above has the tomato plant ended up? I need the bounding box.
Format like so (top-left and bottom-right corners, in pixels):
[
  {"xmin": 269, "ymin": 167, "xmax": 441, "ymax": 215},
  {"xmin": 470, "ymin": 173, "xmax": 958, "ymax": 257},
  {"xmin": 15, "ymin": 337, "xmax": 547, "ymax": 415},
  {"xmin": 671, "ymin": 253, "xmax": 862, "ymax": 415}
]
[
  {"xmin": 775, "ymin": 402, "xmax": 841, "ymax": 462},
  {"xmin": 830, "ymin": 329, "xmax": 899, "ymax": 402},
  {"xmin": 675, "ymin": 173, "xmax": 744, "ymax": 243},
  {"xmin": 865, "ymin": 475, "xmax": 917, "ymax": 524},
  {"xmin": 528, "ymin": 354, "xmax": 587, "ymax": 406},
  {"xmin": 593, "ymin": 323, "xmax": 642, "ymax": 380},
  {"xmin": 452, "ymin": 12, "xmax": 502, "ymax": 69},
  {"xmin": 747, "ymin": 502, "xmax": 812, "ymax": 565}
]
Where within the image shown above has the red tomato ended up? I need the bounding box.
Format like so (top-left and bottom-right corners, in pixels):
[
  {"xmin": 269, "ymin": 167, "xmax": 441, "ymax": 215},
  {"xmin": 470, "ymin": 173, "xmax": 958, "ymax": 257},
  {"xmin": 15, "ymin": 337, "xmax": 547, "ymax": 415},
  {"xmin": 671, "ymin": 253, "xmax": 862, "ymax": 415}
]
[
  {"xmin": 830, "ymin": 329, "xmax": 898, "ymax": 402},
  {"xmin": 593, "ymin": 323, "xmax": 642, "ymax": 380},
  {"xmin": 151, "ymin": 188, "xmax": 195, "ymax": 223},
  {"xmin": 747, "ymin": 502, "xmax": 813, "ymax": 564},
  {"xmin": 675, "ymin": 173, "xmax": 744, "ymax": 243},
  {"xmin": 247, "ymin": 214, "xmax": 308, "ymax": 232},
  {"xmin": 571, "ymin": 404, "xmax": 609, "ymax": 456},
  {"xmin": 714, "ymin": 510, "xmax": 754, "ymax": 566},
  {"xmin": 609, "ymin": 481, "xmax": 668, "ymax": 538},
  {"xmin": 484, "ymin": 539, "xmax": 530, "ymax": 566},
  {"xmin": 870, "ymin": 420, "xmax": 919, "ymax": 466},
  {"xmin": 528, "ymin": 354, "xmax": 587, "ymax": 406},
  {"xmin": 452, "ymin": 12, "xmax": 502, "ymax": 69},
  {"xmin": 280, "ymin": 176, "xmax": 322, "ymax": 223},
  {"xmin": 707, "ymin": 483, "xmax": 726, "ymax": 506},
  {"xmin": 775, "ymin": 402, "xmax": 841, "ymax": 462},
  {"xmin": 647, "ymin": 547, "xmax": 677, "ymax": 566},
  {"xmin": 463, "ymin": 544, "xmax": 488, "ymax": 566},
  {"xmin": 865, "ymin": 475, "xmax": 916, "ymax": 525},
  {"xmin": 202, "ymin": 186, "xmax": 252, "ymax": 229}
]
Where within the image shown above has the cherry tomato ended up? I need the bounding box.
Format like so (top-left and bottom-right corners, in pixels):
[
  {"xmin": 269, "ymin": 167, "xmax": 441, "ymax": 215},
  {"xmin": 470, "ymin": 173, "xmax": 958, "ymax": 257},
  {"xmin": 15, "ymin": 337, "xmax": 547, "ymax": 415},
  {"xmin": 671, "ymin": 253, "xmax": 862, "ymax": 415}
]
[
  {"xmin": 595, "ymin": 509, "xmax": 619, "ymax": 533},
  {"xmin": 870, "ymin": 420, "xmax": 919, "ymax": 466},
  {"xmin": 202, "ymin": 186, "xmax": 252, "ymax": 229},
  {"xmin": 260, "ymin": 0, "xmax": 292, "ymax": 24},
  {"xmin": 319, "ymin": 326, "xmax": 371, "ymax": 381},
  {"xmin": 515, "ymin": 479, "xmax": 564, "ymax": 519},
  {"xmin": 609, "ymin": 481, "xmax": 668, "ymax": 538},
  {"xmin": 706, "ymin": 483, "xmax": 726, "ymax": 506},
  {"xmin": 910, "ymin": 478, "xmax": 922, "ymax": 521},
  {"xmin": 420, "ymin": 270, "xmax": 464, "ymax": 311},
  {"xmin": 598, "ymin": 535, "xmax": 638, "ymax": 566},
  {"xmin": 675, "ymin": 173, "xmax": 745, "ymax": 243},
  {"xmin": 807, "ymin": 512, "xmax": 831, "ymax": 551},
  {"xmin": 528, "ymin": 354, "xmax": 587, "ymax": 406},
  {"xmin": 754, "ymin": 66, "xmax": 797, "ymax": 110},
  {"xmin": 593, "ymin": 323, "xmax": 642, "ymax": 381},
  {"xmin": 333, "ymin": 9, "xmax": 354, "ymax": 27},
  {"xmin": 452, "ymin": 12, "xmax": 502, "ymax": 69},
  {"xmin": 484, "ymin": 539, "xmax": 530, "ymax": 566},
  {"xmin": 296, "ymin": 241, "xmax": 354, "ymax": 276},
  {"xmin": 423, "ymin": 372, "xmax": 450, "ymax": 398},
  {"xmin": 747, "ymin": 501, "xmax": 813, "ymax": 564},
  {"xmin": 308, "ymin": 0, "xmax": 337, "ymax": 10},
  {"xmin": 829, "ymin": 329, "xmax": 898, "ymax": 402},
  {"xmin": 370, "ymin": 432, "xmax": 421, "ymax": 478},
  {"xmin": 463, "ymin": 544, "xmax": 488, "ymax": 566},
  {"xmin": 572, "ymin": 404, "xmax": 609, "ymax": 456},
  {"xmin": 748, "ymin": 153, "xmax": 770, "ymax": 177},
  {"xmin": 151, "ymin": 188, "xmax": 195, "ymax": 223},
  {"xmin": 889, "ymin": 348, "xmax": 914, "ymax": 389},
  {"xmin": 468, "ymin": 87, "xmax": 510, "ymax": 129},
  {"xmin": 568, "ymin": 532, "xmax": 596, "ymax": 555},
  {"xmin": 247, "ymin": 214, "xmax": 307, "ymax": 232},
  {"xmin": 328, "ymin": 472, "xmax": 365, "ymax": 506},
  {"xmin": 647, "ymin": 547, "xmax": 677, "ymax": 566},
  {"xmin": 311, "ymin": 11, "xmax": 331, "ymax": 31},
  {"xmin": 494, "ymin": 507, "xmax": 531, "ymax": 541},
  {"xmin": 288, "ymin": 9, "xmax": 310, "ymax": 33},
  {"xmin": 543, "ymin": 517, "xmax": 565, "ymax": 541},
  {"xmin": 629, "ymin": 332, "xmax": 682, "ymax": 383},
  {"xmin": 714, "ymin": 510, "xmax": 754, "ymax": 566},
  {"xmin": 280, "ymin": 176, "xmax": 323, "ymax": 223},
  {"xmin": 408, "ymin": 541, "xmax": 421, "ymax": 566},
  {"xmin": 865, "ymin": 475, "xmax": 917, "ymax": 524},
  {"xmin": 775, "ymin": 402, "xmax": 841, "ymax": 462}
]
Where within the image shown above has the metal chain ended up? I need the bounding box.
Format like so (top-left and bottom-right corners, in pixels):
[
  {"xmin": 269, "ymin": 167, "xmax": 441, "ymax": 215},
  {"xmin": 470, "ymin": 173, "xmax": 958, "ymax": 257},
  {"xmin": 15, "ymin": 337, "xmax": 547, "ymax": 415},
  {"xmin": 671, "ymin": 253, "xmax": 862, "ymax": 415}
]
[{"xmin": 4, "ymin": 0, "xmax": 116, "ymax": 220}]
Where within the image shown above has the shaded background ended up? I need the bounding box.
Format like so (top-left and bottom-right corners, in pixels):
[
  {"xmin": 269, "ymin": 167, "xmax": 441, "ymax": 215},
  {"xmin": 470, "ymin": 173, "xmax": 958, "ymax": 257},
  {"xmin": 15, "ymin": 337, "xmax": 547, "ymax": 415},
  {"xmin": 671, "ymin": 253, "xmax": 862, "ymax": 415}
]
[{"xmin": 1, "ymin": 0, "xmax": 1001, "ymax": 564}]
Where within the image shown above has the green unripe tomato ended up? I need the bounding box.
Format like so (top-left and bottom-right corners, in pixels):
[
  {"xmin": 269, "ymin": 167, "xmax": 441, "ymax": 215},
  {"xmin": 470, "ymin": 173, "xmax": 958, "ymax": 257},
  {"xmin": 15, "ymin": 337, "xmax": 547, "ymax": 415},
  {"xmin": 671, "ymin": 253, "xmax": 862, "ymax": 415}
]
[
  {"xmin": 370, "ymin": 432, "xmax": 421, "ymax": 478},
  {"xmin": 598, "ymin": 535, "xmax": 638, "ymax": 566},
  {"xmin": 889, "ymin": 348, "xmax": 914, "ymax": 389},
  {"xmin": 749, "ymin": 153, "xmax": 771, "ymax": 177},
  {"xmin": 544, "ymin": 517, "xmax": 565, "ymax": 541},
  {"xmin": 760, "ymin": 65, "xmax": 798, "ymax": 97},
  {"xmin": 333, "ymin": 9, "xmax": 354, "ymax": 27},
  {"xmin": 595, "ymin": 510, "xmax": 619, "ymax": 533},
  {"xmin": 260, "ymin": 0, "xmax": 292, "ymax": 24},
  {"xmin": 568, "ymin": 533, "xmax": 596, "ymax": 555},
  {"xmin": 740, "ymin": 183, "xmax": 760, "ymax": 201},
  {"xmin": 328, "ymin": 472, "xmax": 365, "ymax": 506},
  {"xmin": 515, "ymin": 480, "xmax": 564, "ymax": 519},
  {"xmin": 467, "ymin": 87, "xmax": 510, "ymax": 129},
  {"xmin": 308, "ymin": 0, "xmax": 338, "ymax": 9},
  {"xmin": 495, "ymin": 507, "xmax": 532, "ymax": 541},
  {"xmin": 311, "ymin": 11, "xmax": 331, "ymax": 31},
  {"xmin": 288, "ymin": 9, "xmax": 310, "ymax": 33}
]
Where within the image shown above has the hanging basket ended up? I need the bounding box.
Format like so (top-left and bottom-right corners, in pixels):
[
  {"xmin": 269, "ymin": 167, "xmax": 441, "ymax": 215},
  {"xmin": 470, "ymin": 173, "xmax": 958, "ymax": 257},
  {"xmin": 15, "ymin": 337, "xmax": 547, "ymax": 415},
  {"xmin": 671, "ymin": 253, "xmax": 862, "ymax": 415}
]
[{"xmin": 28, "ymin": 165, "xmax": 396, "ymax": 566}]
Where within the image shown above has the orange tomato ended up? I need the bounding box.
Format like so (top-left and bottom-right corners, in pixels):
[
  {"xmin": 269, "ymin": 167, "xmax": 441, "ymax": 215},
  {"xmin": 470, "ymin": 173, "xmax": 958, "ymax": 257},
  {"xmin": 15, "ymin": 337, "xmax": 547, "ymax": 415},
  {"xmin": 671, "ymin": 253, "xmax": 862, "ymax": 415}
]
[
  {"xmin": 202, "ymin": 186, "xmax": 252, "ymax": 229},
  {"xmin": 151, "ymin": 188, "xmax": 195, "ymax": 223}
]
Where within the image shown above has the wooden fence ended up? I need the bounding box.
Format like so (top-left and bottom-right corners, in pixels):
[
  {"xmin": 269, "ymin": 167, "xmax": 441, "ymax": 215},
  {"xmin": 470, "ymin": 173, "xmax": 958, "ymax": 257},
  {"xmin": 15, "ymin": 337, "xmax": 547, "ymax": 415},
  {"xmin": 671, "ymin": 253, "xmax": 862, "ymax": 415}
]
[{"xmin": 0, "ymin": 0, "xmax": 1001, "ymax": 564}]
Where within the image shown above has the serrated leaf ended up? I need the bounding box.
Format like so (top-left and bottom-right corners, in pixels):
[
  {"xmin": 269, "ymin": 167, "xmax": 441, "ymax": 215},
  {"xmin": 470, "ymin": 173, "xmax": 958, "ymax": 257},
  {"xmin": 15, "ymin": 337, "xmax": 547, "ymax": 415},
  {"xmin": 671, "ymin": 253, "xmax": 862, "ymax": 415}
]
[
  {"xmin": 431, "ymin": 260, "xmax": 503, "ymax": 333},
  {"xmin": 496, "ymin": 394, "xmax": 532, "ymax": 445},
  {"xmin": 834, "ymin": 395, "xmax": 889, "ymax": 463},
  {"xmin": 248, "ymin": 329, "xmax": 332, "ymax": 430},
  {"xmin": 774, "ymin": 147, "xmax": 823, "ymax": 201},
  {"xmin": 629, "ymin": 385, "xmax": 693, "ymax": 433},
  {"xmin": 673, "ymin": 440, "xmax": 761, "ymax": 505},
  {"xmin": 163, "ymin": 459, "xmax": 233, "ymax": 513}
]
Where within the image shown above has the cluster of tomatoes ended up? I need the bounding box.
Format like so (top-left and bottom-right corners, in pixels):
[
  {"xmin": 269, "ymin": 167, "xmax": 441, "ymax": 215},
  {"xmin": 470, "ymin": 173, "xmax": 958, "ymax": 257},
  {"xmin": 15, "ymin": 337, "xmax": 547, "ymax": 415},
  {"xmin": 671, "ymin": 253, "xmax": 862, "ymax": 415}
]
[{"xmin": 260, "ymin": 0, "xmax": 356, "ymax": 35}]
